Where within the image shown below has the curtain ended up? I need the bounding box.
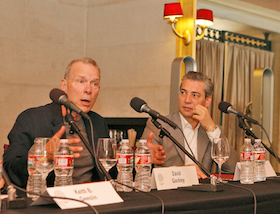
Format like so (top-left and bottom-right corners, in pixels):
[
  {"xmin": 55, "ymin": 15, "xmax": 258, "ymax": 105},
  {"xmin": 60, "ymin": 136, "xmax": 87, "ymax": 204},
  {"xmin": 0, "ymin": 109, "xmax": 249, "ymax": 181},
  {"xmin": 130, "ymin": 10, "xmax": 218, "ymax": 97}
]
[
  {"xmin": 223, "ymin": 43, "xmax": 274, "ymax": 153},
  {"xmin": 196, "ymin": 40, "xmax": 274, "ymax": 154},
  {"xmin": 196, "ymin": 39, "xmax": 225, "ymax": 125}
]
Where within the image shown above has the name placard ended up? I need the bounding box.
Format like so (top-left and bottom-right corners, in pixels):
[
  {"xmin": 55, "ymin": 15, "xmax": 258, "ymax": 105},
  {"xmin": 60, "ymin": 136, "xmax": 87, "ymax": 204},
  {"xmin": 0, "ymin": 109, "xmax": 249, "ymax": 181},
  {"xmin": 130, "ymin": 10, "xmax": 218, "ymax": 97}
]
[
  {"xmin": 233, "ymin": 160, "xmax": 277, "ymax": 181},
  {"xmin": 31, "ymin": 181, "xmax": 123, "ymax": 209},
  {"xmin": 151, "ymin": 166, "xmax": 199, "ymax": 190}
]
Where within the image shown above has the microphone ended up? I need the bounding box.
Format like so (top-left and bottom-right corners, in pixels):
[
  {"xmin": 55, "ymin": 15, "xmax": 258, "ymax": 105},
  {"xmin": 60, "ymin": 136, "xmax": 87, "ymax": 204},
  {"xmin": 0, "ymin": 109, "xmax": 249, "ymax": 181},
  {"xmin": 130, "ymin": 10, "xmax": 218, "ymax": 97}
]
[
  {"xmin": 50, "ymin": 88, "xmax": 89, "ymax": 119},
  {"xmin": 131, "ymin": 97, "xmax": 222, "ymax": 191},
  {"xmin": 130, "ymin": 97, "xmax": 178, "ymax": 129},
  {"xmin": 218, "ymin": 101, "xmax": 259, "ymax": 125}
]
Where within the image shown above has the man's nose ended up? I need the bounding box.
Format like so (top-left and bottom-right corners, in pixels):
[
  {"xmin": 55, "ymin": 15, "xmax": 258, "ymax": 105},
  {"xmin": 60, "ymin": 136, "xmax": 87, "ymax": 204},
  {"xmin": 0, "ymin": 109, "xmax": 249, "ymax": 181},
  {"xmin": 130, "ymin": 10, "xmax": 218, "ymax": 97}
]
[
  {"xmin": 84, "ymin": 83, "xmax": 92, "ymax": 94},
  {"xmin": 184, "ymin": 94, "xmax": 192, "ymax": 103}
]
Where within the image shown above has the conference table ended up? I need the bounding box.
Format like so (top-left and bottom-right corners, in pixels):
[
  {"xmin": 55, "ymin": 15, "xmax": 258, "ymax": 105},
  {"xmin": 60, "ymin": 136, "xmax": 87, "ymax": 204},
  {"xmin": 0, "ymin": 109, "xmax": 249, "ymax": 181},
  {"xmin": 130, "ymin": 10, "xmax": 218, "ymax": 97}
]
[{"xmin": 2, "ymin": 178, "xmax": 280, "ymax": 214}]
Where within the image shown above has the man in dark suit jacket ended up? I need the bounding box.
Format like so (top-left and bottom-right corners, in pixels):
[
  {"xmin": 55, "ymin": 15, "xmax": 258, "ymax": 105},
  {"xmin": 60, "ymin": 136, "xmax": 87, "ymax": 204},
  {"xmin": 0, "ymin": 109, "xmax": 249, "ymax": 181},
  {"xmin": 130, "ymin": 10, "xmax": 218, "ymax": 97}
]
[
  {"xmin": 3, "ymin": 57, "xmax": 110, "ymax": 188},
  {"xmin": 141, "ymin": 72, "xmax": 239, "ymax": 179}
]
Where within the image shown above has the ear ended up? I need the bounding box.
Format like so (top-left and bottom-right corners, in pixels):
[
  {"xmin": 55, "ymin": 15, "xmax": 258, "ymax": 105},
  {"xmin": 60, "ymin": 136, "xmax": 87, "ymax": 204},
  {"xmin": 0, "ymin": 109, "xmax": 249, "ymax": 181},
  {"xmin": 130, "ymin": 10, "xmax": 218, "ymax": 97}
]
[
  {"xmin": 205, "ymin": 96, "xmax": 212, "ymax": 108},
  {"xmin": 61, "ymin": 79, "xmax": 67, "ymax": 92}
]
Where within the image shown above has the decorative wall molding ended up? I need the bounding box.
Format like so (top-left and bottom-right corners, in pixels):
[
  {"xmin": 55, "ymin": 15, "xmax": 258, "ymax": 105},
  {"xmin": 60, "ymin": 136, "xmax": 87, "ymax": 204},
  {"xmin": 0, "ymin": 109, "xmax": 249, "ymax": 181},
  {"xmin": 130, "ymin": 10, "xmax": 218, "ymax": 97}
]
[{"xmin": 198, "ymin": 0, "xmax": 280, "ymax": 34}]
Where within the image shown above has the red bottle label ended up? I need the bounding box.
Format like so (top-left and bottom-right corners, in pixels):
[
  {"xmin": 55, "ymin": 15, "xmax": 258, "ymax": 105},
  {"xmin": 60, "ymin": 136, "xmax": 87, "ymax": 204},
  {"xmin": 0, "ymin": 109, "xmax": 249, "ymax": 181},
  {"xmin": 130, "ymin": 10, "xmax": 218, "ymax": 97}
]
[
  {"xmin": 55, "ymin": 155, "xmax": 74, "ymax": 168},
  {"xmin": 254, "ymin": 151, "xmax": 265, "ymax": 161},
  {"xmin": 240, "ymin": 152, "xmax": 254, "ymax": 161},
  {"xmin": 116, "ymin": 154, "xmax": 133, "ymax": 164},
  {"xmin": 28, "ymin": 155, "xmax": 43, "ymax": 166},
  {"xmin": 135, "ymin": 154, "xmax": 151, "ymax": 165}
]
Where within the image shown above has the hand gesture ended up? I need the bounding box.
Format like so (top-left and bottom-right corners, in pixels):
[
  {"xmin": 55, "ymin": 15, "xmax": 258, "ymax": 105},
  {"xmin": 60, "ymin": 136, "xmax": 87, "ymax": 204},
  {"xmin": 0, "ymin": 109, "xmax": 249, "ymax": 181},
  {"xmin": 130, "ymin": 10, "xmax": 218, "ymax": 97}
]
[
  {"xmin": 52, "ymin": 126, "xmax": 83, "ymax": 158},
  {"xmin": 192, "ymin": 104, "xmax": 216, "ymax": 132},
  {"xmin": 146, "ymin": 132, "xmax": 166, "ymax": 165}
]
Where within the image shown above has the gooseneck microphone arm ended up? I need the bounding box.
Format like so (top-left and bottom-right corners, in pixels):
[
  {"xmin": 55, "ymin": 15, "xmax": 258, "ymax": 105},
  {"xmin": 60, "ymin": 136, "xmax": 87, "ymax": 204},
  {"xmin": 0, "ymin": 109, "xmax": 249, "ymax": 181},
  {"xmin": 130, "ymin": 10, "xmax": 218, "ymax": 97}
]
[
  {"xmin": 238, "ymin": 117, "xmax": 280, "ymax": 164},
  {"xmin": 238, "ymin": 117, "xmax": 257, "ymax": 139},
  {"xmin": 64, "ymin": 112, "xmax": 112, "ymax": 181},
  {"xmin": 130, "ymin": 97, "xmax": 178, "ymax": 129},
  {"xmin": 219, "ymin": 101, "xmax": 280, "ymax": 163},
  {"xmin": 151, "ymin": 119, "xmax": 211, "ymax": 177},
  {"xmin": 50, "ymin": 88, "xmax": 90, "ymax": 120},
  {"xmin": 218, "ymin": 101, "xmax": 259, "ymax": 125}
]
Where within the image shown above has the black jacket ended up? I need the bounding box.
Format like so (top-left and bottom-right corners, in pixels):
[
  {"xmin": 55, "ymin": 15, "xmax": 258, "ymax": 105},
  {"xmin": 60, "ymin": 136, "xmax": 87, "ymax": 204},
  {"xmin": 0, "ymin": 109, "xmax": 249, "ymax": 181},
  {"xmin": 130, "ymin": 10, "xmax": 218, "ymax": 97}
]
[{"xmin": 3, "ymin": 102, "xmax": 109, "ymax": 187}]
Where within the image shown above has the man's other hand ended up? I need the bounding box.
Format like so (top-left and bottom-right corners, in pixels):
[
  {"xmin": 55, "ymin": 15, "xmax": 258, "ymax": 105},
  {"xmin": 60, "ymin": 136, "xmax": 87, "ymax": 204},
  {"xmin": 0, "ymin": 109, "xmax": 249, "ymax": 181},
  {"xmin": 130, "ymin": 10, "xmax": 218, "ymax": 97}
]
[
  {"xmin": 53, "ymin": 126, "xmax": 83, "ymax": 158},
  {"xmin": 146, "ymin": 132, "xmax": 166, "ymax": 165}
]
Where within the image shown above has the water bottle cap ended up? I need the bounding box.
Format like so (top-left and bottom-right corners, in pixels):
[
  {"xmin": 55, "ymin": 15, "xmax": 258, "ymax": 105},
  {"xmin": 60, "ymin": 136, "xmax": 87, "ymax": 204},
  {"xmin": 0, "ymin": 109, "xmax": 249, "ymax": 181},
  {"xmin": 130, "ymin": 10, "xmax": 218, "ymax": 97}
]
[
  {"xmin": 121, "ymin": 139, "xmax": 129, "ymax": 143},
  {"xmin": 60, "ymin": 139, "xmax": 69, "ymax": 144},
  {"xmin": 244, "ymin": 138, "xmax": 251, "ymax": 143},
  {"xmin": 255, "ymin": 139, "xmax": 261, "ymax": 143},
  {"xmin": 139, "ymin": 139, "xmax": 147, "ymax": 144}
]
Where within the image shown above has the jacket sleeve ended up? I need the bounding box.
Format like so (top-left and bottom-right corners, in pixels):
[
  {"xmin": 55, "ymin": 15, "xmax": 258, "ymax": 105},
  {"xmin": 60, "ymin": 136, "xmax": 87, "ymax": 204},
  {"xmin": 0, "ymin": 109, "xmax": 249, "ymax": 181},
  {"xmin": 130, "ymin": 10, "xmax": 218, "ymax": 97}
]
[
  {"xmin": 221, "ymin": 144, "xmax": 239, "ymax": 173},
  {"xmin": 3, "ymin": 110, "xmax": 36, "ymax": 188},
  {"xmin": 141, "ymin": 117, "xmax": 162, "ymax": 146},
  {"xmin": 220, "ymin": 127, "xmax": 240, "ymax": 173}
]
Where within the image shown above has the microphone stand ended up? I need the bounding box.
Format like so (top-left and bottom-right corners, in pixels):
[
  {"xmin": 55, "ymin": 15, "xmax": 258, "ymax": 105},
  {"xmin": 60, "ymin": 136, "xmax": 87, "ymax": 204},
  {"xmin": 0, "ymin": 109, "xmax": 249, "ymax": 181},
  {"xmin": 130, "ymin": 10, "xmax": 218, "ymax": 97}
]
[
  {"xmin": 65, "ymin": 113, "xmax": 113, "ymax": 182},
  {"xmin": 151, "ymin": 118, "xmax": 223, "ymax": 192},
  {"xmin": 2, "ymin": 167, "xmax": 27, "ymax": 209},
  {"xmin": 238, "ymin": 117, "xmax": 280, "ymax": 164}
]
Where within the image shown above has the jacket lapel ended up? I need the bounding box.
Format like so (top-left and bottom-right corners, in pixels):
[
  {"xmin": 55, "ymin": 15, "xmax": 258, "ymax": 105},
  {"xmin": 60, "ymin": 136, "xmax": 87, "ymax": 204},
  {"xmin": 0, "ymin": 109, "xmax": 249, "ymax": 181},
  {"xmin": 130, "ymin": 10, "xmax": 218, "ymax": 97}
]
[
  {"xmin": 49, "ymin": 102, "xmax": 66, "ymax": 138},
  {"xmin": 197, "ymin": 126, "xmax": 210, "ymax": 162},
  {"xmin": 169, "ymin": 112, "xmax": 186, "ymax": 162}
]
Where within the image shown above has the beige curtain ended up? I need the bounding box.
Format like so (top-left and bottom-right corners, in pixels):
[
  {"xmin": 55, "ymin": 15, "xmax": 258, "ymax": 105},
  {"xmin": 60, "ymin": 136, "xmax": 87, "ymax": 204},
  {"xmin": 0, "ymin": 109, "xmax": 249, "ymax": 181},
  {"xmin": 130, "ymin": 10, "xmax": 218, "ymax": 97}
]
[
  {"xmin": 196, "ymin": 40, "xmax": 225, "ymax": 125},
  {"xmin": 223, "ymin": 43, "xmax": 274, "ymax": 153},
  {"xmin": 196, "ymin": 40, "xmax": 274, "ymax": 153}
]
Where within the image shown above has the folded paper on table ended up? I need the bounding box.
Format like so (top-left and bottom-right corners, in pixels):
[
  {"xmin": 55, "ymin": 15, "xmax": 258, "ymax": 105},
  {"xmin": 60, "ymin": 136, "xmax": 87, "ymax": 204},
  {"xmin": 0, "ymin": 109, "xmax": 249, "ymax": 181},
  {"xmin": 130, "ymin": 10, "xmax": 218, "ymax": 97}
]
[
  {"xmin": 233, "ymin": 160, "xmax": 276, "ymax": 181},
  {"xmin": 151, "ymin": 165, "xmax": 199, "ymax": 190},
  {"xmin": 31, "ymin": 181, "xmax": 123, "ymax": 210}
]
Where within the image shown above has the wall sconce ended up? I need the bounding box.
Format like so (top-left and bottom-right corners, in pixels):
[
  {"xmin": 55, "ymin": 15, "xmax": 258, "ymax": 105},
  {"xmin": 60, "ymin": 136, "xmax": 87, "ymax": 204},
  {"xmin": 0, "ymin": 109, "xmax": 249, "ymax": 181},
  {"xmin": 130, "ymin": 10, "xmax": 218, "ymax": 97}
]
[{"xmin": 164, "ymin": 3, "xmax": 213, "ymax": 45}]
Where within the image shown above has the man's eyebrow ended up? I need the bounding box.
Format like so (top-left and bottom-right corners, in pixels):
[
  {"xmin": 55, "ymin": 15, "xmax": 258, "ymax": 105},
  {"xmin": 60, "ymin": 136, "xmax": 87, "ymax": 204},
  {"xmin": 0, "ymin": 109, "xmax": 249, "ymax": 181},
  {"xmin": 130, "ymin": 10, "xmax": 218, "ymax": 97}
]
[{"xmin": 180, "ymin": 88, "xmax": 201, "ymax": 94}]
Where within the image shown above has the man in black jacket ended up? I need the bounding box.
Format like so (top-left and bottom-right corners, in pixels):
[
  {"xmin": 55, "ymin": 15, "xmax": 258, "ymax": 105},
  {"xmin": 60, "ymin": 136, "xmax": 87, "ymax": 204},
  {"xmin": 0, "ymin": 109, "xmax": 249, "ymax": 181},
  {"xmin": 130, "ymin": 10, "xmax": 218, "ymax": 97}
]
[{"xmin": 3, "ymin": 57, "xmax": 110, "ymax": 187}]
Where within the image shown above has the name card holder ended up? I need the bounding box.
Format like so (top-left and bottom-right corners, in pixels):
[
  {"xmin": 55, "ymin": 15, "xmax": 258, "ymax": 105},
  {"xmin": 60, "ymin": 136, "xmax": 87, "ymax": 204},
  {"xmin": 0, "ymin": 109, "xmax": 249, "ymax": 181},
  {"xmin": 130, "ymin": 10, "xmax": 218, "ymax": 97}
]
[
  {"xmin": 31, "ymin": 181, "xmax": 123, "ymax": 210},
  {"xmin": 151, "ymin": 165, "xmax": 199, "ymax": 190},
  {"xmin": 233, "ymin": 160, "xmax": 277, "ymax": 181}
]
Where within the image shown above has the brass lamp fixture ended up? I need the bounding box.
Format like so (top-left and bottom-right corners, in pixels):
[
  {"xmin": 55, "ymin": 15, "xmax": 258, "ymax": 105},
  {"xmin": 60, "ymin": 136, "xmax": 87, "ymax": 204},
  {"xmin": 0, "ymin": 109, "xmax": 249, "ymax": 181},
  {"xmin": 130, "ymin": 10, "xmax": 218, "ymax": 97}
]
[{"xmin": 164, "ymin": 3, "xmax": 214, "ymax": 45}]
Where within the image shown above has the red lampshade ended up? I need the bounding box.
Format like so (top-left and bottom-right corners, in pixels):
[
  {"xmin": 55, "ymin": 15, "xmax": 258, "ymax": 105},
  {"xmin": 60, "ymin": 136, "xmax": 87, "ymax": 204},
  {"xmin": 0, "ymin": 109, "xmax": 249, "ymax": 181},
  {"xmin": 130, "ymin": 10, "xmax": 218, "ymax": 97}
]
[
  {"xmin": 196, "ymin": 9, "xmax": 213, "ymax": 26},
  {"xmin": 164, "ymin": 3, "xmax": 183, "ymax": 19}
]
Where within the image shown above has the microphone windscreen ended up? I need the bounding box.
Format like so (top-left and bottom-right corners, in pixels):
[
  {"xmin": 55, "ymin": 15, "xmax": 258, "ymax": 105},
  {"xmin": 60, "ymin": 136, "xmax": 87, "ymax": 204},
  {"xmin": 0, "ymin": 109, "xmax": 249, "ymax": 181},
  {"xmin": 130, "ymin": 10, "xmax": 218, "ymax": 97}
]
[
  {"xmin": 218, "ymin": 101, "xmax": 232, "ymax": 113},
  {"xmin": 50, "ymin": 88, "xmax": 67, "ymax": 104},
  {"xmin": 130, "ymin": 97, "xmax": 146, "ymax": 113}
]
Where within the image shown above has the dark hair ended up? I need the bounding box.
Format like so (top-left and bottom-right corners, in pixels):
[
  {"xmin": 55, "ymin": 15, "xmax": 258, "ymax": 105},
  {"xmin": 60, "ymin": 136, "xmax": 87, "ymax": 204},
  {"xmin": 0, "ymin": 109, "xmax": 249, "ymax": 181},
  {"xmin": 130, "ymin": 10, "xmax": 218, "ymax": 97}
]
[{"xmin": 180, "ymin": 71, "xmax": 213, "ymax": 98}]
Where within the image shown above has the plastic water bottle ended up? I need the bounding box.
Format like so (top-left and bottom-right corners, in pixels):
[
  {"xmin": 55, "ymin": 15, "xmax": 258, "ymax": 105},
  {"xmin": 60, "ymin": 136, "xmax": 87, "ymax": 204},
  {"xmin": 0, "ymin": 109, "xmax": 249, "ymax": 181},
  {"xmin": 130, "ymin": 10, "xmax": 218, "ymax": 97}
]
[
  {"xmin": 134, "ymin": 139, "xmax": 151, "ymax": 192},
  {"xmin": 240, "ymin": 138, "xmax": 254, "ymax": 184},
  {"xmin": 54, "ymin": 139, "xmax": 74, "ymax": 186},
  {"xmin": 116, "ymin": 139, "xmax": 133, "ymax": 192},
  {"xmin": 26, "ymin": 138, "xmax": 45, "ymax": 199},
  {"xmin": 253, "ymin": 139, "xmax": 266, "ymax": 182}
]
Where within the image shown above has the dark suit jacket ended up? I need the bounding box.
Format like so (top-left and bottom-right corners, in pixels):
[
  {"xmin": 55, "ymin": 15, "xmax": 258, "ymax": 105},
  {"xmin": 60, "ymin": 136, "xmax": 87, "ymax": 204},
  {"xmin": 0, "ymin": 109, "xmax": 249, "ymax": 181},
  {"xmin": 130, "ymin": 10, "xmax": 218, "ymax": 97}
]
[
  {"xmin": 3, "ymin": 102, "xmax": 109, "ymax": 188},
  {"xmin": 141, "ymin": 111, "xmax": 239, "ymax": 173}
]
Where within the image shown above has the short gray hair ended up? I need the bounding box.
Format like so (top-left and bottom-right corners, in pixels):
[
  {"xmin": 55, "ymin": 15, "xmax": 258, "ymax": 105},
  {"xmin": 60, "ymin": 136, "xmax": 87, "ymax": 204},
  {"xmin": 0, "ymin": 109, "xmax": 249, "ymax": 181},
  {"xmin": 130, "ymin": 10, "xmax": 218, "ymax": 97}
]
[
  {"xmin": 64, "ymin": 57, "xmax": 100, "ymax": 80},
  {"xmin": 180, "ymin": 71, "xmax": 213, "ymax": 98}
]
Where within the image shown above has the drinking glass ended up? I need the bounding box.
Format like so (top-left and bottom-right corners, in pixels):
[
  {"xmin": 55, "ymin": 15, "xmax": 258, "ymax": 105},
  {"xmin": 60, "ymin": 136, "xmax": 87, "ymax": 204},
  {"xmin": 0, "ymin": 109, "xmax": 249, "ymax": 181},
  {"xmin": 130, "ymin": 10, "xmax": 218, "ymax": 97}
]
[
  {"xmin": 211, "ymin": 138, "xmax": 230, "ymax": 182},
  {"xmin": 34, "ymin": 137, "xmax": 56, "ymax": 188},
  {"xmin": 97, "ymin": 138, "xmax": 117, "ymax": 178}
]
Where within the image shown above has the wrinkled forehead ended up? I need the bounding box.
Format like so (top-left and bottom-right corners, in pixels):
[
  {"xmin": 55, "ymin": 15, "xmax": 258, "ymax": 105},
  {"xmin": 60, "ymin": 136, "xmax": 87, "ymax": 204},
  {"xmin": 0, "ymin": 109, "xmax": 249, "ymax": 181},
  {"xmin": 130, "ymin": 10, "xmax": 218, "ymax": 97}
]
[{"xmin": 68, "ymin": 62, "xmax": 100, "ymax": 80}]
